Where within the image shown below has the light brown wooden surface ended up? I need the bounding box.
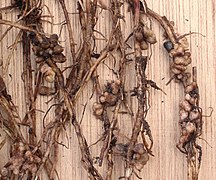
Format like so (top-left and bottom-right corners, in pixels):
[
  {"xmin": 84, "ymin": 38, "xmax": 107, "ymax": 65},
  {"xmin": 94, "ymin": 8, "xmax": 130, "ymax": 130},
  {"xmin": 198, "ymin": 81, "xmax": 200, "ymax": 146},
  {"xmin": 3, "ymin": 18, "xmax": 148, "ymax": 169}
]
[{"xmin": 0, "ymin": 0, "xmax": 215, "ymax": 180}]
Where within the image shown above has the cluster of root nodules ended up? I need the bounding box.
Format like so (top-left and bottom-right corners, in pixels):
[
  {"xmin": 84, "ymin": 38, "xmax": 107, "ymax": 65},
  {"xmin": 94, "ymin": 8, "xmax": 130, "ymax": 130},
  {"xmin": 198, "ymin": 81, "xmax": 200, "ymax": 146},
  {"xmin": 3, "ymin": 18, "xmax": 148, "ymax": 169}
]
[
  {"xmin": 113, "ymin": 143, "xmax": 149, "ymax": 171},
  {"xmin": 30, "ymin": 33, "xmax": 66, "ymax": 94},
  {"xmin": 145, "ymin": 4, "xmax": 192, "ymax": 85},
  {"xmin": 30, "ymin": 33, "xmax": 66, "ymax": 64},
  {"xmin": 134, "ymin": 24, "xmax": 157, "ymax": 50},
  {"xmin": 177, "ymin": 80, "xmax": 202, "ymax": 169},
  {"xmin": 0, "ymin": 142, "xmax": 41, "ymax": 179},
  {"xmin": 93, "ymin": 80, "xmax": 121, "ymax": 118},
  {"xmin": 163, "ymin": 36, "xmax": 192, "ymax": 85}
]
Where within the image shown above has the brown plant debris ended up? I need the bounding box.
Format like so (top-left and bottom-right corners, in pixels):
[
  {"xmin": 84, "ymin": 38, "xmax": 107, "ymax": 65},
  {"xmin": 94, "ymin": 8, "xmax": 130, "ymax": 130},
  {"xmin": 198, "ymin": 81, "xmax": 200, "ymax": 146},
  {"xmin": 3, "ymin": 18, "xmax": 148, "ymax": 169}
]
[{"xmin": 0, "ymin": 0, "xmax": 207, "ymax": 180}]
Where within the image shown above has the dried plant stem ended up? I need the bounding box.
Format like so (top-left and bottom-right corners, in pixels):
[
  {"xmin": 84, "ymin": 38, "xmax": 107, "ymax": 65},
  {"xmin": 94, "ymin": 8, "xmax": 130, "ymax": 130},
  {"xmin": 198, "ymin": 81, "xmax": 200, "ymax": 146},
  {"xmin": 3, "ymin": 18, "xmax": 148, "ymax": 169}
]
[
  {"xmin": 50, "ymin": 143, "xmax": 59, "ymax": 179},
  {"xmin": 125, "ymin": 1, "xmax": 153, "ymax": 178},
  {"xmin": 0, "ymin": 95, "xmax": 25, "ymax": 142},
  {"xmin": 59, "ymin": 84, "xmax": 103, "ymax": 179},
  {"xmin": 58, "ymin": 0, "xmax": 76, "ymax": 60},
  {"xmin": 187, "ymin": 67, "xmax": 200, "ymax": 180},
  {"xmin": 126, "ymin": 55, "xmax": 148, "ymax": 163},
  {"xmin": 0, "ymin": 19, "xmax": 39, "ymax": 35},
  {"xmin": 67, "ymin": 0, "xmax": 101, "ymax": 97},
  {"xmin": 3, "ymin": 30, "xmax": 22, "ymax": 75},
  {"xmin": 106, "ymin": 152, "xmax": 114, "ymax": 180},
  {"xmin": 104, "ymin": 101, "xmax": 121, "ymax": 172},
  {"xmin": 145, "ymin": 6, "xmax": 177, "ymax": 44},
  {"xmin": 99, "ymin": 0, "xmax": 125, "ymax": 169},
  {"xmin": 74, "ymin": 50, "xmax": 108, "ymax": 100},
  {"xmin": 22, "ymin": 31, "xmax": 36, "ymax": 145},
  {"xmin": 67, "ymin": 103, "xmax": 103, "ymax": 180},
  {"xmin": 188, "ymin": 155, "xmax": 198, "ymax": 180},
  {"xmin": 34, "ymin": 123, "xmax": 59, "ymax": 178},
  {"xmin": 192, "ymin": 67, "xmax": 197, "ymax": 83},
  {"xmin": 143, "ymin": 3, "xmax": 203, "ymax": 179}
]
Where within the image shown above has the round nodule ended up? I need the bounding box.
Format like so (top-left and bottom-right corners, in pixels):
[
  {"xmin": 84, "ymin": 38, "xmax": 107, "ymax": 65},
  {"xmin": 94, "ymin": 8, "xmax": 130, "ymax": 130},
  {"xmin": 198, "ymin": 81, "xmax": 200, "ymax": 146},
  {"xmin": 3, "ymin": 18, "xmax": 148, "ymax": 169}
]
[{"xmin": 163, "ymin": 41, "xmax": 174, "ymax": 52}]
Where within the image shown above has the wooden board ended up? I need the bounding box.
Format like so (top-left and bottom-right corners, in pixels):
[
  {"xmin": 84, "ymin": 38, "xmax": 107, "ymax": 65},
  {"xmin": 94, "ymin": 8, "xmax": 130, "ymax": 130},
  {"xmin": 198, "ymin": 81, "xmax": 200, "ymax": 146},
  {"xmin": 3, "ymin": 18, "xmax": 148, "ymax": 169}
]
[{"xmin": 0, "ymin": 0, "xmax": 215, "ymax": 179}]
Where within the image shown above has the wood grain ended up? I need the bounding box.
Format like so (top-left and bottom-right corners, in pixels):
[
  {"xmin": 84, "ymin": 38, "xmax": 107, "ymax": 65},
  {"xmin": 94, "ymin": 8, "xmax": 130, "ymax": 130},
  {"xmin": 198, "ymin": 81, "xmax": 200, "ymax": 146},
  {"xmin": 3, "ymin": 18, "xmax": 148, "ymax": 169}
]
[{"xmin": 0, "ymin": 0, "xmax": 215, "ymax": 179}]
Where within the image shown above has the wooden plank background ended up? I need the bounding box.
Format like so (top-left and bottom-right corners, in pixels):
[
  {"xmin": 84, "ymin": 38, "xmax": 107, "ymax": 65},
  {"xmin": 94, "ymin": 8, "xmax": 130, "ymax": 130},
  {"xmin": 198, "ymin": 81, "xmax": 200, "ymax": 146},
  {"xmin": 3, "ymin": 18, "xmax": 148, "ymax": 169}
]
[{"xmin": 0, "ymin": 0, "xmax": 215, "ymax": 179}]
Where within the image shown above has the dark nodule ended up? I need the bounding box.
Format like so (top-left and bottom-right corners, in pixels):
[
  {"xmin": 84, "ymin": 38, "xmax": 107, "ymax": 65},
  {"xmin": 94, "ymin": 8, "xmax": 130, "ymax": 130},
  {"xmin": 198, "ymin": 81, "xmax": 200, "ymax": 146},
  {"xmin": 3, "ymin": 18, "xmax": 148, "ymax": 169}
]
[{"xmin": 163, "ymin": 41, "xmax": 174, "ymax": 52}]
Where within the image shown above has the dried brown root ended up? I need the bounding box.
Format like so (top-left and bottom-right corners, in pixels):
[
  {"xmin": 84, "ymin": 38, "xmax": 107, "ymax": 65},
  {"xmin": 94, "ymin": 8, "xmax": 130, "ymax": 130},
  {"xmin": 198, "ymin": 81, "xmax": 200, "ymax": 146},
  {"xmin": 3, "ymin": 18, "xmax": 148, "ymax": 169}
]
[
  {"xmin": 58, "ymin": 0, "xmax": 76, "ymax": 60},
  {"xmin": 177, "ymin": 67, "xmax": 202, "ymax": 180},
  {"xmin": 124, "ymin": 1, "xmax": 155, "ymax": 178},
  {"xmin": 144, "ymin": 3, "xmax": 192, "ymax": 84}
]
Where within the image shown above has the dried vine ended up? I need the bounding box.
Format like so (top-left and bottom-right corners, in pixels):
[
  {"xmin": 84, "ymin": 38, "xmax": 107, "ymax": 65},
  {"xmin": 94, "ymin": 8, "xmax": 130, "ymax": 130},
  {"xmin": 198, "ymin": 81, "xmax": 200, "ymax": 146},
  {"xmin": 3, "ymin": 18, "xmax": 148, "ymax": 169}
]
[
  {"xmin": 0, "ymin": 0, "xmax": 208, "ymax": 180},
  {"xmin": 144, "ymin": 1, "xmax": 205, "ymax": 179}
]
